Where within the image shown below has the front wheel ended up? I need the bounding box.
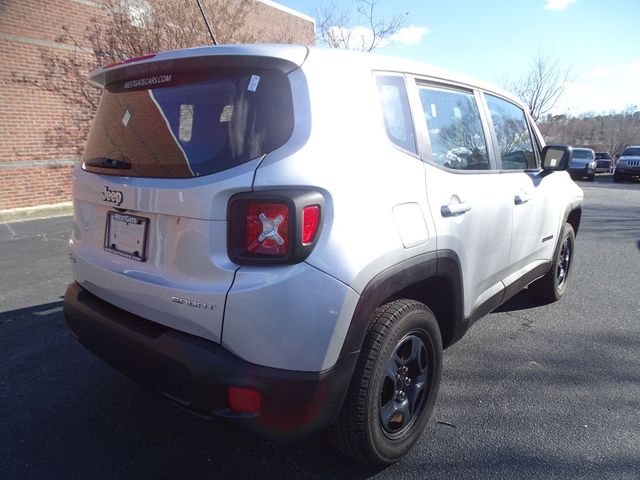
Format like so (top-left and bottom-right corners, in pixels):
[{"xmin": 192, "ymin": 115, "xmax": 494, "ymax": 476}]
[
  {"xmin": 529, "ymin": 223, "xmax": 575, "ymax": 302},
  {"xmin": 328, "ymin": 299, "xmax": 442, "ymax": 466}
]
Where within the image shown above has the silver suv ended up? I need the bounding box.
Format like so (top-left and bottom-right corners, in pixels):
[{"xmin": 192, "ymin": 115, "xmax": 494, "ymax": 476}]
[
  {"xmin": 614, "ymin": 145, "xmax": 640, "ymax": 182},
  {"xmin": 63, "ymin": 45, "xmax": 583, "ymax": 466}
]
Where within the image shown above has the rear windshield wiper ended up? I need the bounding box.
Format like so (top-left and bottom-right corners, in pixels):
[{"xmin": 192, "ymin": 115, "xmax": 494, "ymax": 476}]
[{"xmin": 84, "ymin": 157, "xmax": 131, "ymax": 170}]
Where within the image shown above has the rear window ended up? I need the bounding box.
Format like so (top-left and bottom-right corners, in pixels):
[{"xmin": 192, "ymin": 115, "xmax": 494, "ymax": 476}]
[
  {"xmin": 82, "ymin": 68, "xmax": 294, "ymax": 178},
  {"xmin": 573, "ymin": 149, "xmax": 594, "ymax": 159}
]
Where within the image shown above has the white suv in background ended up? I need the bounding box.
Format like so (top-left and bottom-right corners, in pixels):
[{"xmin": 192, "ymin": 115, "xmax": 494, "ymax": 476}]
[{"xmin": 63, "ymin": 45, "xmax": 583, "ymax": 466}]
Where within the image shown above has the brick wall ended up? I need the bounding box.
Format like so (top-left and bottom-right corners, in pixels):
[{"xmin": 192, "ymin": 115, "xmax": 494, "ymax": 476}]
[{"xmin": 0, "ymin": 0, "xmax": 315, "ymax": 211}]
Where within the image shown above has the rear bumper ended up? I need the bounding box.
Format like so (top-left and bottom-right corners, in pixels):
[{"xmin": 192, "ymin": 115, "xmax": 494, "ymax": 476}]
[
  {"xmin": 569, "ymin": 166, "xmax": 594, "ymax": 177},
  {"xmin": 63, "ymin": 282, "xmax": 357, "ymax": 440}
]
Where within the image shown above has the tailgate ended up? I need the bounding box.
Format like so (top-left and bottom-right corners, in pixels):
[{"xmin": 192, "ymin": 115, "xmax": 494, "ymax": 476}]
[{"xmin": 69, "ymin": 48, "xmax": 303, "ymax": 342}]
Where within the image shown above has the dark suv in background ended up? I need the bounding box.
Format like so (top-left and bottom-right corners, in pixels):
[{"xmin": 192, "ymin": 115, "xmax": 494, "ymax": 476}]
[
  {"xmin": 614, "ymin": 146, "xmax": 640, "ymax": 182},
  {"xmin": 595, "ymin": 152, "xmax": 612, "ymax": 173}
]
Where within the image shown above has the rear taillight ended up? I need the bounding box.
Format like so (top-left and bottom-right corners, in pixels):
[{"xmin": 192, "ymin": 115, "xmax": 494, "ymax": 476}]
[
  {"xmin": 302, "ymin": 205, "xmax": 320, "ymax": 244},
  {"xmin": 245, "ymin": 202, "xmax": 290, "ymax": 256},
  {"xmin": 228, "ymin": 190, "xmax": 324, "ymax": 265}
]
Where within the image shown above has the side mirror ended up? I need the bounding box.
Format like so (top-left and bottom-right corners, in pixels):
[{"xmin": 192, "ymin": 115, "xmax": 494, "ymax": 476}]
[{"xmin": 541, "ymin": 145, "xmax": 573, "ymax": 171}]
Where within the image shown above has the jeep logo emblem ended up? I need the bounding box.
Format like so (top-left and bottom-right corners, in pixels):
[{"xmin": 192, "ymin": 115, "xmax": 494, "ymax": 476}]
[{"xmin": 101, "ymin": 186, "xmax": 123, "ymax": 206}]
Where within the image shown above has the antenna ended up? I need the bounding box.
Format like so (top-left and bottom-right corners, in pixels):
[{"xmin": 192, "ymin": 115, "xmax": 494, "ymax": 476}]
[{"xmin": 195, "ymin": 0, "xmax": 217, "ymax": 45}]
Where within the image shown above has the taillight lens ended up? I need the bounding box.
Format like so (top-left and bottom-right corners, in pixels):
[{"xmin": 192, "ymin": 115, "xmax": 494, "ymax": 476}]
[
  {"xmin": 228, "ymin": 190, "xmax": 323, "ymax": 265},
  {"xmin": 245, "ymin": 203, "xmax": 289, "ymax": 256},
  {"xmin": 302, "ymin": 205, "xmax": 320, "ymax": 244}
]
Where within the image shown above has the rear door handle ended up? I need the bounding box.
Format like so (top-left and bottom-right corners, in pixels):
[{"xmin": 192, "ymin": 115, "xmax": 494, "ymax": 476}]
[{"xmin": 441, "ymin": 202, "xmax": 472, "ymax": 217}]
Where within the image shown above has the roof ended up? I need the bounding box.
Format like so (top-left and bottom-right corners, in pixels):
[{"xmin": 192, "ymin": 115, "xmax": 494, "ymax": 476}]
[{"xmin": 88, "ymin": 44, "xmax": 525, "ymax": 108}]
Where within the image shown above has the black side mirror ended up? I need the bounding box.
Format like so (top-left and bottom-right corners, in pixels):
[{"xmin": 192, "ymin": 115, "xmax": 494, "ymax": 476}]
[{"xmin": 541, "ymin": 145, "xmax": 573, "ymax": 171}]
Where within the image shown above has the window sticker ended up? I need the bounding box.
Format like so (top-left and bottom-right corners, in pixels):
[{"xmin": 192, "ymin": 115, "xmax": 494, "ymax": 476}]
[
  {"xmin": 179, "ymin": 104, "xmax": 194, "ymax": 142},
  {"xmin": 122, "ymin": 109, "xmax": 132, "ymax": 127},
  {"xmin": 247, "ymin": 75, "xmax": 261, "ymax": 92},
  {"xmin": 220, "ymin": 105, "xmax": 234, "ymax": 122},
  {"xmin": 430, "ymin": 104, "xmax": 437, "ymax": 118},
  {"xmin": 550, "ymin": 158, "xmax": 557, "ymax": 167}
]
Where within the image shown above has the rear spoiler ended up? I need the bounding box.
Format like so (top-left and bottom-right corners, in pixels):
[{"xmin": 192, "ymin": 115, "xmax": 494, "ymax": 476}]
[{"xmin": 88, "ymin": 44, "xmax": 309, "ymax": 88}]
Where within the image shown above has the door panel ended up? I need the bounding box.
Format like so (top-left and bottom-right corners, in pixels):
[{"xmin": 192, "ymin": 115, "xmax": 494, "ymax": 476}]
[
  {"xmin": 411, "ymin": 82, "xmax": 513, "ymax": 317},
  {"xmin": 483, "ymin": 94, "xmax": 558, "ymax": 272},
  {"xmin": 423, "ymin": 165, "xmax": 512, "ymax": 317}
]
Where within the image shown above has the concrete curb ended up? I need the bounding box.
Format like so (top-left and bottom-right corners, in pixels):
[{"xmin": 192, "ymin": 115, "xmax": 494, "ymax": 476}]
[{"xmin": 0, "ymin": 202, "xmax": 73, "ymax": 224}]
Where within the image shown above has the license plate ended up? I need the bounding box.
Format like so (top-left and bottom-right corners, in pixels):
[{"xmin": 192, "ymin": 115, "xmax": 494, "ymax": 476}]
[{"xmin": 104, "ymin": 212, "xmax": 149, "ymax": 262}]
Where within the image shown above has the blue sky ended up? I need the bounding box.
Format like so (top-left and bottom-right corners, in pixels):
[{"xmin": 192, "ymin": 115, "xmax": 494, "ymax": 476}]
[{"xmin": 275, "ymin": 0, "xmax": 640, "ymax": 115}]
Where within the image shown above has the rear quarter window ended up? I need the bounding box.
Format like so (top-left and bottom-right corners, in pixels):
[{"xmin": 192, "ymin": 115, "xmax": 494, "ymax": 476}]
[{"xmin": 375, "ymin": 75, "xmax": 417, "ymax": 154}]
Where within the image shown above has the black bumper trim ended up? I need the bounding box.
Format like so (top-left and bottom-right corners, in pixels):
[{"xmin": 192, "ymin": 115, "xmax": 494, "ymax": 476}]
[{"xmin": 63, "ymin": 283, "xmax": 356, "ymax": 440}]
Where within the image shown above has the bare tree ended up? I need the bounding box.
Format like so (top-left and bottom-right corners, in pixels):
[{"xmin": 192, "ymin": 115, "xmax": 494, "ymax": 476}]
[
  {"xmin": 315, "ymin": 0, "xmax": 407, "ymax": 52},
  {"xmin": 12, "ymin": 0, "xmax": 261, "ymax": 155},
  {"xmin": 539, "ymin": 106, "xmax": 640, "ymax": 155},
  {"xmin": 504, "ymin": 51, "xmax": 572, "ymax": 122}
]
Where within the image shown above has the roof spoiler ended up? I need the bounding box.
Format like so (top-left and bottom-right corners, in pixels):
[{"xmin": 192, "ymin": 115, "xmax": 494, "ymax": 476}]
[{"xmin": 88, "ymin": 44, "xmax": 309, "ymax": 88}]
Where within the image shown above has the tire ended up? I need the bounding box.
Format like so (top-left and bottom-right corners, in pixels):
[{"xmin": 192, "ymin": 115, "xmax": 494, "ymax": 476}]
[
  {"xmin": 529, "ymin": 223, "xmax": 575, "ymax": 302},
  {"xmin": 588, "ymin": 174, "xmax": 595, "ymax": 181},
  {"xmin": 328, "ymin": 299, "xmax": 442, "ymax": 466}
]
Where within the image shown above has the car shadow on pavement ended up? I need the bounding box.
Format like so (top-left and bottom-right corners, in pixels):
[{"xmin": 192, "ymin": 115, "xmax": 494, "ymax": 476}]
[
  {"xmin": 493, "ymin": 289, "xmax": 550, "ymax": 313},
  {"xmin": 3, "ymin": 298, "xmax": 639, "ymax": 479},
  {"xmin": 0, "ymin": 300, "xmax": 377, "ymax": 480},
  {"xmin": 0, "ymin": 300, "xmax": 63, "ymax": 324}
]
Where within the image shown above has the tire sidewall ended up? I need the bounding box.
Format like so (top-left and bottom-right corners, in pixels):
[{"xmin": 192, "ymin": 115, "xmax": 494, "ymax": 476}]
[
  {"xmin": 365, "ymin": 306, "xmax": 442, "ymax": 464},
  {"xmin": 553, "ymin": 224, "xmax": 575, "ymax": 298}
]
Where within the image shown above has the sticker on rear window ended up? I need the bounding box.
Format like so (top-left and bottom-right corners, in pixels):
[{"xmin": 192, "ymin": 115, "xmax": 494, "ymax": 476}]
[
  {"xmin": 220, "ymin": 105, "xmax": 234, "ymax": 122},
  {"xmin": 122, "ymin": 109, "xmax": 131, "ymax": 127},
  {"xmin": 179, "ymin": 104, "xmax": 194, "ymax": 141},
  {"xmin": 247, "ymin": 75, "xmax": 260, "ymax": 92}
]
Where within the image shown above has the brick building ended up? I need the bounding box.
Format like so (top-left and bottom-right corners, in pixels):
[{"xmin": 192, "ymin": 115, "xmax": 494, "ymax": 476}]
[{"xmin": 0, "ymin": 0, "xmax": 314, "ymax": 214}]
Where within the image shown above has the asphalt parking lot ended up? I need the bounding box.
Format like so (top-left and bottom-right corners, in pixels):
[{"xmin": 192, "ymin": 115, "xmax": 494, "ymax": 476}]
[{"xmin": 1, "ymin": 176, "xmax": 639, "ymax": 479}]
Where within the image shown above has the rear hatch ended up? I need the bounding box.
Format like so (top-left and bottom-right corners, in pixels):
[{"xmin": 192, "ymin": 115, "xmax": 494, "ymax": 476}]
[{"xmin": 70, "ymin": 46, "xmax": 306, "ymax": 343}]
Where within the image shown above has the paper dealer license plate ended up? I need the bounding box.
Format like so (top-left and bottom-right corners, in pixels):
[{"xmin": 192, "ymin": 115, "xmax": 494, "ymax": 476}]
[{"xmin": 104, "ymin": 212, "xmax": 149, "ymax": 262}]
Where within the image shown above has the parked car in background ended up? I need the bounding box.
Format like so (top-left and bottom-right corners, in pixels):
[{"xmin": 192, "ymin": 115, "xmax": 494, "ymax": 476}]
[
  {"xmin": 569, "ymin": 148, "xmax": 596, "ymax": 180},
  {"xmin": 595, "ymin": 152, "xmax": 612, "ymax": 173},
  {"xmin": 614, "ymin": 145, "xmax": 640, "ymax": 182}
]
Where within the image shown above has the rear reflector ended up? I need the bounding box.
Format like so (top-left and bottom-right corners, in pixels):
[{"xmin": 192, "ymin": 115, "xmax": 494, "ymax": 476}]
[
  {"xmin": 302, "ymin": 205, "xmax": 320, "ymax": 244},
  {"xmin": 227, "ymin": 386, "xmax": 261, "ymax": 413},
  {"xmin": 245, "ymin": 202, "xmax": 289, "ymax": 256}
]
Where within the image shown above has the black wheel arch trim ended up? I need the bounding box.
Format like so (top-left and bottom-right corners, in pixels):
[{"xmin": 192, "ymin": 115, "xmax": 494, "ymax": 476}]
[
  {"xmin": 338, "ymin": 250, "xmax": 465, "ymax": 360},
  {"xmin": 541, "ymin": 201, "xmax": 581, "ymax": 279}
]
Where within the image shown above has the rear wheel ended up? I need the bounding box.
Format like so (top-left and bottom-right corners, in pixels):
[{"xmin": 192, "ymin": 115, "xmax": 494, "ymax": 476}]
[
  {"xmin": 328, "ymin": 299, "xmax": 442, "ymax": 466},
  {"xmin": 529, "ymin": 223, "xmax": 575, "ymax": 302}
]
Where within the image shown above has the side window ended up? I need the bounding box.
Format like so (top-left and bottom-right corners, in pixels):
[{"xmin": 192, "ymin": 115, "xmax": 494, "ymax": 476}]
[
  {"xmin": 485, "ymin": 94, "xmax": 537, "ymax": 170},
  {"xmin": 417, "ymin": 86, "xmax": 490, "ymax": 170},
  {"xmin": 375, "ymin": 75, "xmax": 417, "ymax": 154}
]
